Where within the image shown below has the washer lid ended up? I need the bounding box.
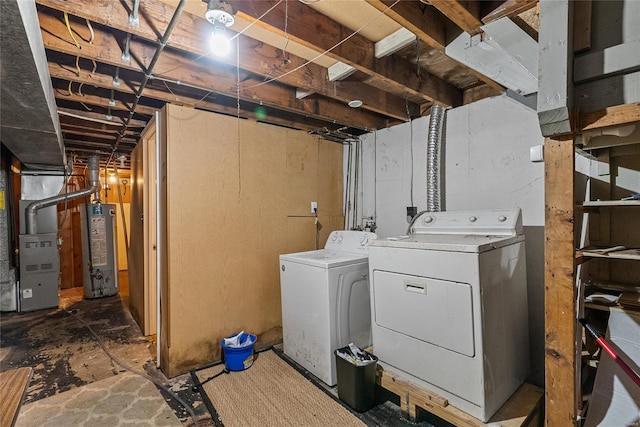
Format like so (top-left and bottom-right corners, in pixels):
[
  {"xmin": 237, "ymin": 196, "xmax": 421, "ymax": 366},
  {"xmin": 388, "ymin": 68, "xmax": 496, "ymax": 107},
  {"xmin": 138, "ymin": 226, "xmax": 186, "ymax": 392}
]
[
  {"xmin": 280, "ymin": 249, "xmax": 368, "ymax": 268},
  {"xmin": 369, "ymin": 233, "xmax": 524, "ymax": 253}
]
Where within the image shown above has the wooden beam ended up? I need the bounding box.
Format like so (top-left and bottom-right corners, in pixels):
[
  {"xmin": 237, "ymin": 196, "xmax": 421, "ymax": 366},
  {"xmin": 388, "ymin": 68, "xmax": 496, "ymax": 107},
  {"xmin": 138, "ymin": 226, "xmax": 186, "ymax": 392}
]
[
  {"xmin": 38, "ymin": 12, "xmax": 386, "ymax": 130},
  {"xmin": 537, "ymin": 0, "xmax": 574, "ymax": 136},
  {"xmin": 36, "ymin": 0, "xmax": 417, "ymax": 121},
  {"xmin": 573, "ymin": 0, "xmax": 592, "ymax": 53},
  {"xmin": 228, "ymin": 0, "xmax": 462, "ymax": 106},
  {"xmin": 366, "ymin": 0, "xmax": 505, "ymax": 94},
  {"xmin": 579, "ymin": 102, "xmax": 640, "ymax": 131},
  {"xmin": 482, "ymin": 0, "xmax": 538, "ymax": 24},
  {"xmin": 48, "ymin": 58, "xmax": 359, "ymax": 133},
  {"xmin": 52, "ymin": 83, "xmax": 158, "ymax": 116},
  {"xmin": 57, "ymin": 107, "xmax": 147, "ymax": 127},
  {"xmin": 544, "ymin": 136, "xmax": 577, "ymax": 426},
  {"xmin": 429, "ymin": 0, "xmax": 483, "ymax": 35},
  {"xmin": 365, "ymin": 0, "xmax": 446, "ymax": 50}
]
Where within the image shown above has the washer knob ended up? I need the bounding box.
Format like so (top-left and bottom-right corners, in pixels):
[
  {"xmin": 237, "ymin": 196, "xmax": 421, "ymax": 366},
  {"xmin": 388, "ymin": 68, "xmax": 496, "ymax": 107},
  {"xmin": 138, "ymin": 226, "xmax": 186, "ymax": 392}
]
[
  {"xmin": 498, "ymin": 215, "xmax": 507, "ymax": 222},
  {"xmin": 422, "ymin": 216, "xmax": 434, "ymax": 224},
  {"xmin": 331, "ymin": 234, "xmax": 337, "ymax": 241},
  {"xmin": 360, "ymin": 237, "xmax": 368, "ymax": 246},
  {"xmin": 469, "ymin": 216, "xmax": 477, "ymax": 222},
  {"xmin": 337, "ymin": 235, "xmax": 343, "ymax": 243}
]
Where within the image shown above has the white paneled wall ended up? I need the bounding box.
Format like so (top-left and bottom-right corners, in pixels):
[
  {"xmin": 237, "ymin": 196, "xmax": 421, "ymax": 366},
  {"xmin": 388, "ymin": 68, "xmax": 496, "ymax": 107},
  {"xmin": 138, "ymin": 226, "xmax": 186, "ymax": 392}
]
[{"xmin": 358, "ymin": 95, "xmax": 545, "ymax": 385}]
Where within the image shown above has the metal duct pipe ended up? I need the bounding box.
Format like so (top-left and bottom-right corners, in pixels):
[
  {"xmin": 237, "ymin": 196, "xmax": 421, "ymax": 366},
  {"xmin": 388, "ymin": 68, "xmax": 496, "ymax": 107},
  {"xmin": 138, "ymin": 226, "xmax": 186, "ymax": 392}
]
[
  {"xmin": 426, "ymin": 104, "xmax": 445, "ymax": 212},
  {"xmin": 25, "ymin": 156, "xmax": 101, "ymax": 235}
]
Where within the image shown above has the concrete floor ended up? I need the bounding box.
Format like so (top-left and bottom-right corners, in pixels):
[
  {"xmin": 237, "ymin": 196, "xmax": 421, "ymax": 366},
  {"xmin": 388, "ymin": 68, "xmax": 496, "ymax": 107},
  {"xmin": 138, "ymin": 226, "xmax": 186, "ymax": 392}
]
[{"xmin": 0, "ymin": 272, "xmax": 442, "ymax": 427}]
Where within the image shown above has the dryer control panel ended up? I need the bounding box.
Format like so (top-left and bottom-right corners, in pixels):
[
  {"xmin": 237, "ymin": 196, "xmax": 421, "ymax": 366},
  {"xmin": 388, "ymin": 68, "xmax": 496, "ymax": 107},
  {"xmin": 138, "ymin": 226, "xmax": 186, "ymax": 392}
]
[
  {"xmin": 324, "ymin": 231, "xmax": 377, "ymax": 254},
  {"xmin": 411, "ymin": 208, "xmax": 523, "ymax": 236}
]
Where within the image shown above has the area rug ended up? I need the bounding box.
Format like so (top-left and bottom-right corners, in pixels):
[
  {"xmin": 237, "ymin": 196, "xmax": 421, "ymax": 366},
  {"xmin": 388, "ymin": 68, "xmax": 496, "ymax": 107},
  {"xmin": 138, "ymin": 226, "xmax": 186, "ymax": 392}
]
[
  {"xmin": 193, "ymin": 349, "xmax": 366, "ymax": 427},
  {"xmin": 0, "ymin": 367, "xmax": 32, "ymax": 427},
  {"xmin": 15, "ymin": 371, "xmax": 181, "ymax": 427}
]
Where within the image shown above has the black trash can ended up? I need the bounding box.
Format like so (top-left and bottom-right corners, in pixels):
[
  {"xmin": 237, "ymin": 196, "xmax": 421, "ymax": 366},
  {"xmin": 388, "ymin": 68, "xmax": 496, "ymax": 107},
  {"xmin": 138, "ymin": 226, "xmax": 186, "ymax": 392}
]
[{"xmin": 334, "ymin": 346, "xmax": 378, "ymax": 412}]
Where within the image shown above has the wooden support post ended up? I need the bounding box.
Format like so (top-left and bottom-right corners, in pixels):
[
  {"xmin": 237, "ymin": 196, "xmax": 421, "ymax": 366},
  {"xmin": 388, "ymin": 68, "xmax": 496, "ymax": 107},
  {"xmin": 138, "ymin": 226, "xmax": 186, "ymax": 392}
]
[{"xmin": 544, "ymin": 136, "xmax": 577, "ymax": 426}]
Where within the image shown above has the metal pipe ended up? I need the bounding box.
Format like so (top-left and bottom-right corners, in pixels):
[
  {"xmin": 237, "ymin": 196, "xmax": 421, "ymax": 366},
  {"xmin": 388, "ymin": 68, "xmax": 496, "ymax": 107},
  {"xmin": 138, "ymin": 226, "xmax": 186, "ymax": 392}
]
[
  {"xmin": 25, "ymin": 156, "xmax": 101, "ymax": 235},
  {"xmin": 122, "ymin": 34, "xmax": 132, "ymax": 63},
  {"xmin": 426, "ymin": 104, "xmax": 445, "ymax": 212},
  {"xmin": 129, "ymin": 0, "xmax": 140, "ymax": 26},
  {"xmin": 105, "ymin": 0, "xmax": 187, "ymax": 170}
]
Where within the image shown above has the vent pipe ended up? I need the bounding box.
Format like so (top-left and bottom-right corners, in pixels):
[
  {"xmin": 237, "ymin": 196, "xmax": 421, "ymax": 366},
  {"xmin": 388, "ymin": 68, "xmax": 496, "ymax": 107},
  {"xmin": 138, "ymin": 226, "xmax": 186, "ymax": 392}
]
[
  {"xmin": 25, "ymin": 156, "xmax": 101, "ymax": 235},
  {"xmin": 426, "ymin": 104, "xmax": 445, "ymax": 212}
]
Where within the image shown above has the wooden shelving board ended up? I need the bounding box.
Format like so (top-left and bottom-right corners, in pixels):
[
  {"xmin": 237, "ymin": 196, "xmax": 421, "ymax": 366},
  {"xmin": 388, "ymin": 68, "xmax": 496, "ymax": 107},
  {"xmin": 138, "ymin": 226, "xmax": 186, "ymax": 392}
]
[{"xmin": 578, "ymin": 248, "xmax": 640, "ymax": 261}]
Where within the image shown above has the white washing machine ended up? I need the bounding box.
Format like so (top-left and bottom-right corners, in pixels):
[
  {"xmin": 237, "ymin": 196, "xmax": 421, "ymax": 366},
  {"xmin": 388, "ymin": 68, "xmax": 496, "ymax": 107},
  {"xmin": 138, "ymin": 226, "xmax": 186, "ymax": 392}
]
[
  {"xmin": 279, "ymin": 230, "xmax": 377, "ymax": 386},
  {"xmin": 368, "ymin": 209, "xmax": 529, "ymax": 422}
]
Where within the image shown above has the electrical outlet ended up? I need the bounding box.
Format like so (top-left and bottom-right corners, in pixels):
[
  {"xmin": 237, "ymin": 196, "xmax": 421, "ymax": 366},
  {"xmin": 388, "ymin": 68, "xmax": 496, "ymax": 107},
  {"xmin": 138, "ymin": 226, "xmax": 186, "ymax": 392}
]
[{"xmin": 311, "ymin": 202, "xmax": 318, "ymax": 213}]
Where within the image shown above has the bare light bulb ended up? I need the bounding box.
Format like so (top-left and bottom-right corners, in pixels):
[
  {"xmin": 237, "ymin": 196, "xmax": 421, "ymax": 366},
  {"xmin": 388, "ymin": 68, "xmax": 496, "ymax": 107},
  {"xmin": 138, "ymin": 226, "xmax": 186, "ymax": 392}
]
[
  {"xmin": 109, "ymin": 174, "xmax": 117, "ymax": 183},
  {"xmin": 210, "ymin": 27, "xmax": 231, "ymax": 56}
]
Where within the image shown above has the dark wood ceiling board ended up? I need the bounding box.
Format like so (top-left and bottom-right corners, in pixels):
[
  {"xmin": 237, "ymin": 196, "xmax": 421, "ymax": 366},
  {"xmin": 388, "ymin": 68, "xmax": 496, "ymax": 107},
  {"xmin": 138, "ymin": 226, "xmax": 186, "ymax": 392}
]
[
  {"xmin": 429, "ymin": 0, "xmax": 483, "ymax": 35},
  {"xmin": 482, "ymin": 0, "xmax": 538, "ymax": 24},
  {"xmin": 37, "ymin": 0, "xmax": 414, "ymax": 121},
  {"xmin": 39, "ymin": 13, "xmax": 386, "ymax": 131},
  {"xmin": 229, "ymin": 0, "xmax": 461, "ymax": 106}
]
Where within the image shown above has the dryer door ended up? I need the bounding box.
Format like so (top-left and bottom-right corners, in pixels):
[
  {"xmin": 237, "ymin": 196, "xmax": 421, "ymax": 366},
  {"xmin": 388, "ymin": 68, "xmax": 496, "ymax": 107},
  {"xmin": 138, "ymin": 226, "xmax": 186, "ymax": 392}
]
[
  {"xmin": 373, "ymin": 270, "xmax": 474, "ymax": 357},
  {"xmin": 336, "ymin": 264, "xmax": 372, "ymax": 350}
]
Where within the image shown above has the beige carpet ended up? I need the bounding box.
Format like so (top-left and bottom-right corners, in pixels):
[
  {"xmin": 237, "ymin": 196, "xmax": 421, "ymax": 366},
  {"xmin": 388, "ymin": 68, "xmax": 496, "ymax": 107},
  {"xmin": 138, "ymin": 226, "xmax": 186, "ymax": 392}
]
[
  {"xmin": 195, "ymin": 350, "xmax": 365, "ymax": 427},
  {"xmin": 15, "ymin": 372, "xmax": 182, "ymax": 427}
]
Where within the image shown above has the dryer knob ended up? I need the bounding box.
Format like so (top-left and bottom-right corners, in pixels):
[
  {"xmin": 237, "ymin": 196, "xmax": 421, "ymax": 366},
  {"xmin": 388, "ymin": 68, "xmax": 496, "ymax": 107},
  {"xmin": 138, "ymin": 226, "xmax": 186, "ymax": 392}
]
[
  {"xmin": 360, "ymin": 237, "xmax": 368, "ymax": 246},
  {"xmin": 422, "ymin": 216, "xmax": 434, "ymax": 224},
  {"xmin": 498, "ymin": 215, "xmax": 507, "ymax": 222},
  {"xmin": 469, "ymin": 216, "xmax": 477, "ymax": 222}
]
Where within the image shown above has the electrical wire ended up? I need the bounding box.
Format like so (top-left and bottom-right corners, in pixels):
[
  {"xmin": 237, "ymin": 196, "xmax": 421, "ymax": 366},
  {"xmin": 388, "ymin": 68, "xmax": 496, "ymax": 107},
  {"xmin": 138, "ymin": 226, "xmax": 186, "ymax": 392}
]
[
  {"xmin": 64, "ymin": 12, "xmax": 81, "ymax": 49},
  {"xmin": 86, "ymin": 19, "xmax": 95, "ymax": 44},
  {"xmin": 242, "ymin": 0, "xmax": 401, "ymax": 90},
  {"xmin": 282, "ymin": 0, "xmax": 290, "ymax": 62},
  {"xmin": 407, "ymin": 94, "xmax": 414, "ymax": 207},
  {"xmin": 62, "ymin": 307, "xmax": 199, "ymax": 426}
]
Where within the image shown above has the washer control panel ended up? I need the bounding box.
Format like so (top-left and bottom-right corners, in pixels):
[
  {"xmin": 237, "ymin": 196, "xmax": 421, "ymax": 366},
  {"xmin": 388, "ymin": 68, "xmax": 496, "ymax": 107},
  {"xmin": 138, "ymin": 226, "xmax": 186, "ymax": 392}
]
[{"xmin": 324, "ymin": 231, "xmax": 377, "ymax": 254}]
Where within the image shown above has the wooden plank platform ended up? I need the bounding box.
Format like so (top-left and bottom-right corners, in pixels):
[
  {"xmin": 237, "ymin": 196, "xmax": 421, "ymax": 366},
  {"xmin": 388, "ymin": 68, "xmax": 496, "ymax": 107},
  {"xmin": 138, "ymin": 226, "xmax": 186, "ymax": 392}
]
[
  {"xmin": 376, "ymin": 367, "xmax": 543, "ymax": 427},
  {"xmin": 0, "ymin": 367, "xmax": 33, "ymax": 427}
]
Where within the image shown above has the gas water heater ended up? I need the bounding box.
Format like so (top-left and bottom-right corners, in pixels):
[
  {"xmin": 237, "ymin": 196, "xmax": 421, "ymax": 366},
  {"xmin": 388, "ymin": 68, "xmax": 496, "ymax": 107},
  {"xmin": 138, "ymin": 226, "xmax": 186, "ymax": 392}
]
[{"xmin": 80, "ymin": 203, "xmax": 119, "ymax": 298}]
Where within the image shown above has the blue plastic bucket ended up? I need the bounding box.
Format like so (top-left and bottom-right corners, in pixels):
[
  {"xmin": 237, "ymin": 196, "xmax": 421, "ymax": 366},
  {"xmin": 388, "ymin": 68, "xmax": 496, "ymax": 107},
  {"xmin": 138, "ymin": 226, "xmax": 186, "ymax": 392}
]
[{"xmin": 221, "ymin": 333, "xmax": 256, "ymax": 371}]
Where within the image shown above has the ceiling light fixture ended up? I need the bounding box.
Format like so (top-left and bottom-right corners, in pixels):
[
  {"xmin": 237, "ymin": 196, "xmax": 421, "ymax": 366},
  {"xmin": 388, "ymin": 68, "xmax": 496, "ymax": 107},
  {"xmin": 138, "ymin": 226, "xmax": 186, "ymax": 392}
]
[
  {"xmin": 348, "ymin": 100, "xmax": 363, "ymax": 108},
  {"xmin": 206, "ymin": 1, "xmax": 235, "ymax": 56}
]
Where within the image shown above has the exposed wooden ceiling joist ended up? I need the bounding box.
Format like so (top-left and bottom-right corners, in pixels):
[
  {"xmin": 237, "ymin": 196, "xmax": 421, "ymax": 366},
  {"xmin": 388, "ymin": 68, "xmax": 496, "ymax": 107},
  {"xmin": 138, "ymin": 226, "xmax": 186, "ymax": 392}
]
[{"xmin": 228, "ymin": 0, "xmax": 462, "ymax": 107}]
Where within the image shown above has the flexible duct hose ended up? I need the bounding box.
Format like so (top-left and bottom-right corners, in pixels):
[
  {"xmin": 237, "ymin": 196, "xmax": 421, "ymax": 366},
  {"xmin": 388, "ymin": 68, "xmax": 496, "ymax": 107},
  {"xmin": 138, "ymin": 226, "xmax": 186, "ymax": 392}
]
[{"xmin": 426, "ymin": 105, "xmax": 445, "ymax": 212}]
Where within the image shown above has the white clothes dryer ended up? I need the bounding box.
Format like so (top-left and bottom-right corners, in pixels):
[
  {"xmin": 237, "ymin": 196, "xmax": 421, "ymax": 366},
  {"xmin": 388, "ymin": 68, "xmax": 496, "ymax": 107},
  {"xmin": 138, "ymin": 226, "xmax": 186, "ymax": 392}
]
[
  {"xmin": 368, "ymin": 209, "xmax": 529, "ymax": 422},
  {"xmin": 279, "ymin": 230, "xmax": 377, "ymax": 386}
]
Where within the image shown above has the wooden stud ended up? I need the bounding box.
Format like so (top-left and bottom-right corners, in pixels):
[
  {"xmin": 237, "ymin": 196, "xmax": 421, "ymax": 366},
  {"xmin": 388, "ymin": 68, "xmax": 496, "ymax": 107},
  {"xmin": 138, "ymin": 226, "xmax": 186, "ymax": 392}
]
[{"xmin": 544, "ymin": 136, "xmax": 578, "ymax": 426}]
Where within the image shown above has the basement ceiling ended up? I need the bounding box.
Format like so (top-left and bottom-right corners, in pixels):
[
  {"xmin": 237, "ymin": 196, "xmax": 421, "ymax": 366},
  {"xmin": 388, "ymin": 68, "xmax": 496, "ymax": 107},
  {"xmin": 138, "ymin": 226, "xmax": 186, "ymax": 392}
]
[{"xmin": 2, "ymin": 0, "xmax": 540, "ymax": 171}]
